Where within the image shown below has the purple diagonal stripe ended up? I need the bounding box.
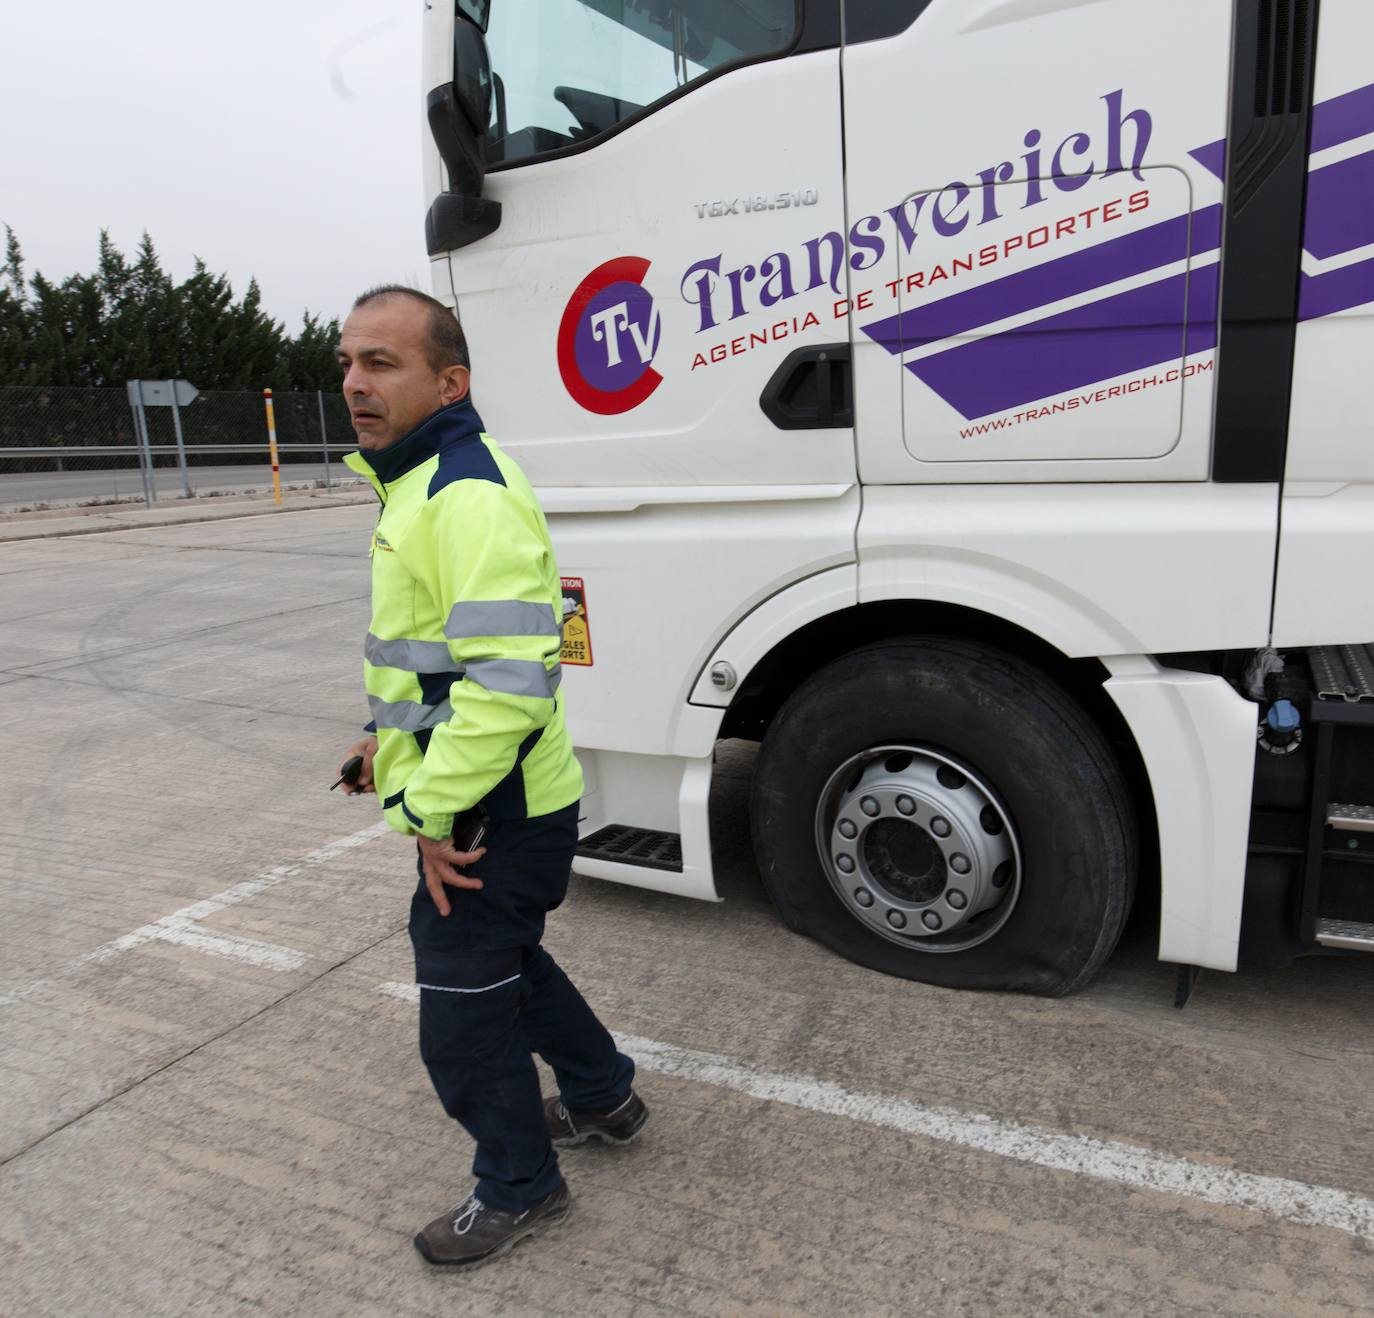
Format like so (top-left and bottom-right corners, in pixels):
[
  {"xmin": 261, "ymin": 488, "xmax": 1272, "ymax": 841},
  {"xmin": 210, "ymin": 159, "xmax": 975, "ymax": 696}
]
[
  {"xmin": 1189, "ymin": 138, "xmax": 1226, "ymax": 180},
  {"xmin": 906, "ymin": 264, "xmax": 1219, "ymax": 420},
  {"xmin": 861, "ymin": 205, "xmax": 1221, "ymax": 355},
  {"xmin": 1302, "ymin": 150, "xmax": 1374, "ymax": 259},
  {"xmin": 1310, "ymin": 80, "xmax": 1374, "ymax": 153},
  {"xmin": 1299, "ymin": 256, "xmax": 1374, "ymax": 320}
]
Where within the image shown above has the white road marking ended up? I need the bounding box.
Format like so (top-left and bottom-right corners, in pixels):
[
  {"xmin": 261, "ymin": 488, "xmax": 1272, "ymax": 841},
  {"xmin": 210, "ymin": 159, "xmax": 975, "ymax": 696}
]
[
  {"xmin": 140, "ymin": 921, "xmax": 305, "ymax": 972},
  {"xmin": 374, "ymin": 979, "xmax": 1374, "ymax": 1243},
  {"xmin": 1, "ymin": 822, "xmax": 392, "ymax": 1005},
  {"xmin": 82, "ymin": 820, "xmax": 392, "ymax": 972}
]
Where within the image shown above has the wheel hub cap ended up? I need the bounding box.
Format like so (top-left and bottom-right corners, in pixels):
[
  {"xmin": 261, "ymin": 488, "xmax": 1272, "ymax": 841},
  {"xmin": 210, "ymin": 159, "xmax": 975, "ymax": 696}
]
[
  {"xmin": 816, "ymin": 746, "xmax": 1021, "ymax": 953},
  {"xmin": 864, "ymin": 818, "xmax": 946, "ymax": 904}
]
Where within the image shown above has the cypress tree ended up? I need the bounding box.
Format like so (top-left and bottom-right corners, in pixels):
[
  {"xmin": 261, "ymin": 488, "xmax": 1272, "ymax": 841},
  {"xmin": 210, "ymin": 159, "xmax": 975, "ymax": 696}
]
[
  {"xmin": 0, "ymin": 227, "xmax": 35, "ymax": 384},
  {"xmin": 27, "ymin": 272, "xmax": 85, "ymax": 386},
  {"xmin": 287, "ymin": 311, "xmax": 343, "ymax": 391},
  {"xmin": 0, "ymin": 227, "xmax": 352, "ymax": 391}
]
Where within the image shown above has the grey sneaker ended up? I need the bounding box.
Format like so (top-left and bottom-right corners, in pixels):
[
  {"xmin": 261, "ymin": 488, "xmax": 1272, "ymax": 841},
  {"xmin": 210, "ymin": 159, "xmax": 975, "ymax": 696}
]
[
  {"xmin": 413, "ymin": 1181, "xmax": 571, "ymax": 1269},
  {"xmin": 544, "ymin": 1090, "xmax": 648, "ymax": 1147}
]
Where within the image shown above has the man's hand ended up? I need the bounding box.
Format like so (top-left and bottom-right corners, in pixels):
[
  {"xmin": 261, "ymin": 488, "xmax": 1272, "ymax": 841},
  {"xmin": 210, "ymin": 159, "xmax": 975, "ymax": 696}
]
[
  {"xmin": 337, "ymin": 737, "xmax": 378, "ymax": 795},
  {"xmin": 418, "ymin": 833, "xmax": 486, "ymax": 917}
]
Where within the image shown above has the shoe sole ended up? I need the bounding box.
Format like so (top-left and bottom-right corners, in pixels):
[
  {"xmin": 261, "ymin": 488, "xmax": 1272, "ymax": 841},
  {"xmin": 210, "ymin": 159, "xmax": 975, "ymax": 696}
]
[
  {"xmin": 413, "ymin": 1199, "xmax": 572, "ymax": 1270},
  {"xmin": 551, "ymin": 1112, "xmax": 649, "ymax": 1148},
  {"xmin": 551, "ymin": 1126, "xmax": 644, "ymax": 1148}
]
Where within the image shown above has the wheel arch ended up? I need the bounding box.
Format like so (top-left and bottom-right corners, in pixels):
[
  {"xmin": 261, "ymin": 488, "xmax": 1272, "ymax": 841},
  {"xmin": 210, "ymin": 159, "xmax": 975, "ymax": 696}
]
[{"xmin": 718, "ymin": 598, "xmax": 1160, "ymax": 931}]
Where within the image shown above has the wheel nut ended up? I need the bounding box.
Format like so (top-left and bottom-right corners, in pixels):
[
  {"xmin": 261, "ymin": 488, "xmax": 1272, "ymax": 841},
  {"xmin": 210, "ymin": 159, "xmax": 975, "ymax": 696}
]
[
  {"xmin": 860, "ymin": 797, "xmax": 880, "ymax": 817},
  {"xmin": 838, "ymin": 818, "xmax": 858, "ymax": 839},
  {"xmin": 887, "ymin": 910, "xmax": 907, "ymax": 930},
  {"xmin": 930, "ymin": 817, "xmax": 951, "ymax": 837},
  {"xmin": 950, "ymin": 853, "xmax": 971, "ymax": 874},
  {"xmin": 836, "ymin": 854, "xmax": 855, "ymax": 874},
  {"xmin": 922, "ymin": 911, "xmax": 942, "ymax": 930},
  {"xmin": 947, "ymin": 889, "xmax": 968, "ymax": 910},
  {"xmin": 854, "ymin": 888, "xmax": 874, "ymax": 908},
  {"xmin": 896, "ymin": 796, "xmax": 916, "ymax": 816}
]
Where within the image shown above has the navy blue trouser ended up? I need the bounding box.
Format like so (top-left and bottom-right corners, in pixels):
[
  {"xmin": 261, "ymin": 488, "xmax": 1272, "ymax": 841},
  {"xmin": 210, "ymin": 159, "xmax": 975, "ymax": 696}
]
[{"xmin": 408, "ymin": 801, "xmax": 635, "ymax": 1213}]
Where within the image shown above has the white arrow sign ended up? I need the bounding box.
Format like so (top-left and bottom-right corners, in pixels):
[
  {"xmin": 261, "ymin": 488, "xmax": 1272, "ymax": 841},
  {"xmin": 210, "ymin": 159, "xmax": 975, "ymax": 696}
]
[{"xmin": 126, "ymin": 379, "xmax": 199, "ymax": 407}]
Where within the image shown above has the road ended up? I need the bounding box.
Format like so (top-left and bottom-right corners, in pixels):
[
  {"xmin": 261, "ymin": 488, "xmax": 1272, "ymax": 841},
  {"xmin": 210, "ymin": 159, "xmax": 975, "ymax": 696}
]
[
  {"xmin": 2, "ymin": 506, "xmax": 1373, "ymax": 1316},
  {"xmin": 0, "ymin": 462, "xmax": 360, "ymax": 511}
]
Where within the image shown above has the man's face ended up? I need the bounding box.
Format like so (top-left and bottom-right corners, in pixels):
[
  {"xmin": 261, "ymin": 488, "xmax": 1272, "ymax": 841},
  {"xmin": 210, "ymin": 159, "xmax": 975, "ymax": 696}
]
[{"xmin": 337, "ymin": 297, "xmax": 469, "ymax": 451}]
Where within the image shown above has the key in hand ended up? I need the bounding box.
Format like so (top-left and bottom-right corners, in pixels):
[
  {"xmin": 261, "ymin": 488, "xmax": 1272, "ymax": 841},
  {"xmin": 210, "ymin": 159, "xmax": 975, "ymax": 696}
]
[{"xmin": 331, "ymin": 755, "xmax": 365, "ymax": 791}]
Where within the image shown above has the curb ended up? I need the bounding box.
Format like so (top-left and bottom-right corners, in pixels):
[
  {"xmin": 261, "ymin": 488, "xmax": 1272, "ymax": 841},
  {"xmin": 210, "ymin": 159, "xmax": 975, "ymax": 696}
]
[{"xmin": 0, "ymin": 491, "xmax": 375, "ymax": 543}]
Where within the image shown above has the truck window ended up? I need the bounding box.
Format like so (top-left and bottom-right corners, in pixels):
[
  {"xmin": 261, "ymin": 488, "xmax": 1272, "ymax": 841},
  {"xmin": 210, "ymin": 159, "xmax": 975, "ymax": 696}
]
[{"xmin": 481, "ymin": 0, "xmax": 799, "ymax": 167}]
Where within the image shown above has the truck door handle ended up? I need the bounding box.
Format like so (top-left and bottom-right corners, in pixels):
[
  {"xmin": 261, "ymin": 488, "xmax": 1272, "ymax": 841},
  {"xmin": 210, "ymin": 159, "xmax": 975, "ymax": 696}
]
[{"xmin": 759, "ymin": 343, "xmax": 853, "ymax": 429}]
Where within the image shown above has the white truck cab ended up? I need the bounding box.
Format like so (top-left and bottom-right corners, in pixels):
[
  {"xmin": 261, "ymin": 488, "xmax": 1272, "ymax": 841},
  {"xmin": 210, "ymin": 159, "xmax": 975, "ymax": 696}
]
[{"xmin": 420, "ymin": 0, "xmax": 1374, "ymax": 997}]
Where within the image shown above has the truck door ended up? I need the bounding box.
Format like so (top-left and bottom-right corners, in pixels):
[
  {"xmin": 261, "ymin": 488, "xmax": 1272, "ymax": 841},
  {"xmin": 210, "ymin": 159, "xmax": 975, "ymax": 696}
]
[
  {"xmin": 429, "ymin": 0, "xmax": 855, "ymax": 494},
  {"xmin": 842, "ymin": 0, "xmax": 1233, "ymax": 485}
]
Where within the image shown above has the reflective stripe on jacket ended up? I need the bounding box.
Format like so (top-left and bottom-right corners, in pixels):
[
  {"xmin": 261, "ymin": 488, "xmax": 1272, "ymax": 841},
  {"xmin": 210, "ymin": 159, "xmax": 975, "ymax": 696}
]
[{"xmin": 344, "ymin": 397, "xmax": 582, "ymax": 841}]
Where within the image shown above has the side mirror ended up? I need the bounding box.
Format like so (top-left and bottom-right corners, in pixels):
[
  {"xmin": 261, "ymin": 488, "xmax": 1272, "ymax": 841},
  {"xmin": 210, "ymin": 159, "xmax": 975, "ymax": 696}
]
[
  {"xmin": 425, "ymin": 14, "xmax": 501, "ymax": 253},
  {"xmin": 453, "ymin": 16, "xmax": 492, "ymax": 137}
]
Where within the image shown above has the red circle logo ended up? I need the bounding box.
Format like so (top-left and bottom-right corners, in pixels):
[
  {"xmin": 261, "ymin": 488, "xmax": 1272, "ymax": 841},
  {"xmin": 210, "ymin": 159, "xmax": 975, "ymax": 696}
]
[{"xmin": 557, "ymin": 257, "xmax": 663, "ymax": 415}]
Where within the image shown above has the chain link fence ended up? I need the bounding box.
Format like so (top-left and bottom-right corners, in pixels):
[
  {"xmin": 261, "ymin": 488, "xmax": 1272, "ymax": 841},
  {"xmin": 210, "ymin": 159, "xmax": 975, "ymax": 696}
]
[{"xmin": 0, "ymin": 386, "xmax": 364, "ymax": 510}]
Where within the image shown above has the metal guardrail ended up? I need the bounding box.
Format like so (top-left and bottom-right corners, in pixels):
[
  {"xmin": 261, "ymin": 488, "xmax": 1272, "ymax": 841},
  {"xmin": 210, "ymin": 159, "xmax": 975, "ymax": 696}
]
[
  {"xmin": 0, "ymin": 444, "xmax": 353, "ymax": 459},
  {"xmin": 0, "ymin": 386, "xmax": 358, "ymax": 506}
]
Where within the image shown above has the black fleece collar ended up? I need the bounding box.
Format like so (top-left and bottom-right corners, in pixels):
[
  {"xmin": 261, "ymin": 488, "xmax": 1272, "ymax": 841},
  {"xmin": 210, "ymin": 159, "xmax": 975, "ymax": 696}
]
[{"xmin": 355, "ymin": 396, "xmax": 487, "ymax": 485}]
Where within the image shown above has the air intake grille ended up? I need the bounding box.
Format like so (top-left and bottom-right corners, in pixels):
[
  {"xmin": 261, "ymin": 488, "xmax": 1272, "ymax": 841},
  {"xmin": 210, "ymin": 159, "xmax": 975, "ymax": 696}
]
[
  {"xmin": 1254, "ymin": 0, "xmax": 1312, "ymax": 117},
  {"xmin": 1233, "ymin": 0, "xmax": 1316, "ymax": 212}
]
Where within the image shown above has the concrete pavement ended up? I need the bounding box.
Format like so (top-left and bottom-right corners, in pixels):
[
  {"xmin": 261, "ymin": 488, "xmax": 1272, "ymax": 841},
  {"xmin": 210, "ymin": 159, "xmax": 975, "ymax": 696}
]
[{"xmin": 3, "ymin": 507, "xmax": 1374, "ymax": 1316}]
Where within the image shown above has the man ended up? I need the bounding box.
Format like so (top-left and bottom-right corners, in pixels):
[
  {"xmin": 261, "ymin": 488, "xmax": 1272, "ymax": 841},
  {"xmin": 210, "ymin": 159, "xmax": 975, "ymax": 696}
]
[{"xmin": 334, "ymin": 286, "xmax": 646, "ymax": 1270}]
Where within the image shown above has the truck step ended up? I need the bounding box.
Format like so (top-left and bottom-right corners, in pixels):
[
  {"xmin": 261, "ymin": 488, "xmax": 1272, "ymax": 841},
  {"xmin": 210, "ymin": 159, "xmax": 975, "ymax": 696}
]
[
  {"xmin": 577, "ymin": 824, "xmax": 683, "ymax": 872},
  {"xmin": 1328, "ymin": 804, "xmax": 1374, "ymax": 833},
  {"xmin": 1310, "ymin": 644, "xmax": 1374, "ymax": 703},
  {"xmin": 1315, "ymin": 918, "xmax": 1374, "ymax": 951}
]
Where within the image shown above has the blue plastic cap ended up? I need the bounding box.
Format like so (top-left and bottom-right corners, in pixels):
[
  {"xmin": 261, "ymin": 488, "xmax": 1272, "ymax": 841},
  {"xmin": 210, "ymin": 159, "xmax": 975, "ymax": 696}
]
[{"xmin": 1266, "ymin": 699, "xmax": 1301, "ymax": 732}]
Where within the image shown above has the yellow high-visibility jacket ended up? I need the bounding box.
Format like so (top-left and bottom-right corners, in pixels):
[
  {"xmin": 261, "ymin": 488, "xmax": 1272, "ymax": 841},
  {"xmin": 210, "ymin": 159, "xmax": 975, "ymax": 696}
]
[{"xmin": 344, "ymin": 398, "xmax": 582, "ymax": 841}]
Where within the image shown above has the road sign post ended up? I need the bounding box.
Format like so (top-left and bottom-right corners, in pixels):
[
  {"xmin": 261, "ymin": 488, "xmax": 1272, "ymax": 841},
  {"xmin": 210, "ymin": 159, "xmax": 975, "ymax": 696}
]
[
  {"xmin": 127, "ymin": 381, "xmax": 155, "ymax": 507},
  {"xmin": 167, "ymin": 393, "xmax": 191, "ymax": 498},
  {"xmin": 125, "ymin": 380, "xmax": 201, "ymax": 505}
]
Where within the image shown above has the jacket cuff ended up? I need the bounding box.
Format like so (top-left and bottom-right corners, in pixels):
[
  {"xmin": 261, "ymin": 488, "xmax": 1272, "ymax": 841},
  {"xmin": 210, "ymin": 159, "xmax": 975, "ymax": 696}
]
[{"xmin": 382, "ymin": 789, "xmax": 453, "ymax": 842}]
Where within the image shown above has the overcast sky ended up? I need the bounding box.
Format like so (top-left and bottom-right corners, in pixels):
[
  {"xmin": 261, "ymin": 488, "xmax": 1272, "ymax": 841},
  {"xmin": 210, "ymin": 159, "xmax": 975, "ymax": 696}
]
[{"xmin": 4, "ymin": 0, "xmax": 429, "ymax": 332}]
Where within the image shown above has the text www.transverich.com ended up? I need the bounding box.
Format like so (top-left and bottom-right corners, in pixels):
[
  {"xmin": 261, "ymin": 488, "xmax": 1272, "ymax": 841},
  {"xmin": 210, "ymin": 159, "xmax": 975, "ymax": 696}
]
[{"xmin": 959, "ymin": 359, "xmax": 1214, "ymax": 438}]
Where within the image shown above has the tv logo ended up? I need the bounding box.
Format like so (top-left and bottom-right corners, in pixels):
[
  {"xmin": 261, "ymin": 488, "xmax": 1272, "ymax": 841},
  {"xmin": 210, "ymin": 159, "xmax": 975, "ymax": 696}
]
[{"xmin": 557, "ymin": 257, "xmax": 663, "ymax": 414}]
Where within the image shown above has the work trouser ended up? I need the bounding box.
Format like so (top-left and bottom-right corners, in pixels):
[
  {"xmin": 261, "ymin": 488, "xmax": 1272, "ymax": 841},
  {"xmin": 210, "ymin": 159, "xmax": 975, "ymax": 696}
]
[{"xmin": 408, "ymin": 801, "xmax": 635, "ymax": 1212}]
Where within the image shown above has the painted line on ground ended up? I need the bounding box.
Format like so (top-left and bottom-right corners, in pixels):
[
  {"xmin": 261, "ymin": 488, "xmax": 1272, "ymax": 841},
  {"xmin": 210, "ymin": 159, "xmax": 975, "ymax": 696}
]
[
  {"xmin": 0, "ymin": 822, "xmax": 392, "ymax": 1006},
  {"xmin": 375, "ymin": 979, "xmax": 1374, "ymax": 1243}
]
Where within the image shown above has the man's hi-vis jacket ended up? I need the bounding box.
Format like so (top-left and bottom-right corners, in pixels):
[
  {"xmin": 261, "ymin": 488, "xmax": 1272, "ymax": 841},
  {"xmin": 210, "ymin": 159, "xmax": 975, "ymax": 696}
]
[{"xmin": 343, "ymin": 397, "xmax": 583, "ymax": 842}]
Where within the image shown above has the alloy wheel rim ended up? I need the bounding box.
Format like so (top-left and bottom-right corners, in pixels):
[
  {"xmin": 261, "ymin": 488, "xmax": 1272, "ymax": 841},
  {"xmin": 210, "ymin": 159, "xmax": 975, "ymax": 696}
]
[{"xmin": 814, "ymin": 744, "xmax": 1022, "ymax": 953}]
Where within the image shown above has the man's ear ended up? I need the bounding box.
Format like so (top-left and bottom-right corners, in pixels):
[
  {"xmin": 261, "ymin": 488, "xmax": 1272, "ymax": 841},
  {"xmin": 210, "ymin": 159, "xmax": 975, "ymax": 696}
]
[{"xmin": 438, "ymin": 364, "xmax": 471, "ymax": 406}]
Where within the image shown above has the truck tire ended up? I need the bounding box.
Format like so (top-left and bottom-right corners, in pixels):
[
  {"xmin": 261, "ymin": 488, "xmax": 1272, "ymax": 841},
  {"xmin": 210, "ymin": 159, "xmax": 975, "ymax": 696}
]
[{"xmin": 750, "ymin": 639, "xmax": 1136, "ymax": 996}]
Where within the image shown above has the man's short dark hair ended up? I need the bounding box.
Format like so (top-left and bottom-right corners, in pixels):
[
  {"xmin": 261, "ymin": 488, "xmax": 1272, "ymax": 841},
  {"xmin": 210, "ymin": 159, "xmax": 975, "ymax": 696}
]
[{"xmin": 352, "ymin": 284, "xmax": 470, "ymax": 371}]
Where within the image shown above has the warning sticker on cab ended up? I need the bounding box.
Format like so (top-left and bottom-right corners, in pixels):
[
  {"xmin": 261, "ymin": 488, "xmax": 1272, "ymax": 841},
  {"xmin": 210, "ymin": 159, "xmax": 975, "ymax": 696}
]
[{"xmin": 560, "ymin": 576, "xmax": 593, "ymax": 667}]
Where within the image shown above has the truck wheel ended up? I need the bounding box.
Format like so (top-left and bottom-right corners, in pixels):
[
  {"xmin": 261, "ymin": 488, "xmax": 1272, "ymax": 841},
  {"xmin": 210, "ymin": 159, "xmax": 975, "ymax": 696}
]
[{"xmin": 750, "ymin": 639, "xmax": 1136, "ymax": 996}]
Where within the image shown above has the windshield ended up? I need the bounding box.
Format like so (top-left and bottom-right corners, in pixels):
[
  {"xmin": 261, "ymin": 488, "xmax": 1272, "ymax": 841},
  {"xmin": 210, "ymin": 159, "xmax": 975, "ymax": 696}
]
[{"xmin": 480, "ymin": 0, "xmax": 798, "ymax": 166}]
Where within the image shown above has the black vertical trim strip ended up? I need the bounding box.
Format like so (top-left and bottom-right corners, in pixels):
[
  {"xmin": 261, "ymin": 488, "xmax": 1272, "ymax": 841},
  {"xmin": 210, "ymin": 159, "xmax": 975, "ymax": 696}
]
[
  {"xmin": 1212, "ymin": 0, "xmax": 1321, "ymax": 483},
  {"xmin": 795, "ymin": 0, "xmax": 842, "ymax": 53}
]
